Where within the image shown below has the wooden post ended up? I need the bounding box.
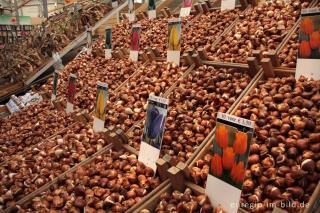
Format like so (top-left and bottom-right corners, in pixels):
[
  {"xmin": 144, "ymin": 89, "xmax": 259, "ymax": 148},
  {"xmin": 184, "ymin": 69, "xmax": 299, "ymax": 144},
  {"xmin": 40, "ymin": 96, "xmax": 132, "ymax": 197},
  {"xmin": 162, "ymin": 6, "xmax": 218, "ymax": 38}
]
[
  {"xmin": 151, "ymin": 47, "xmax": 160, "ymax": 57},
  {"xmin": 204, "ymin": 0, "xmax": 212, "ymax": 8},
  {"xmin": 168, "ymin": 166, "xmax": 185, "ymax": 192},
  {"xmin": 239, "ymin": 0, "xmax": 248, "ymax": 10},
  {"xmin": 183, "ymin": 53, "xmax": 193, "ymax": 66},
  {"xmin": 120, "ymin": 48, "xmax": 129, "ymax": 56},
  {"xmin": 156, "ymin": 158, "xmax": 170, "ymax": 181},
  {"xmin": 163, "ymin": 154, "xmax": 179, "ymax": 167},
  {"xmin": 197, "ymin": 48, "xmax": 208, "ymax": 60},
  {"xmin": 194, "ymin": 4, "xmax": 203, "ymax": 14},
  {"xmin": 147, "ymin": 51, "xmax": 156, "ymax": 62},
  {"xmin": 188, "ymin": 48, "xmax": 195, "ymax": 56},
  {"xmin": 140, "ymin": 51, "xmax": 149, "ymax": 63},
  {"xmin": 252, "ymin": 50, "xmax": 263, "ymax": 64},
  {"xmin": 115, "ymin": 129, "xmax": 128, "ymax": 144},
  {"xmin": 117, "ymin": 50, "xmax": 126, "ymax": 60},
  {"xmin": 142, "ymin": 11, "xmax": 148, "ymax": 19},
  {"xmin": 164, "ymin": 7, "xmax": 171, "ymax": 17},
  {"xmin": 247, "ymin": 57, "xmax": 259, "ymax": 78},
  {"xmin": 176, "ymin": 162, "xmax": 191, "ymax": 180},
  {"xmin": 106, "ymin": 132, "xmax": 123, "ymax": 151},
  {"xmin": 191, "ymin": 54, "xmax": 202, "ymax": 67},
  {"xmin": 52, "ymin": 99, "xmax": 64, "ymax": 111},
  {"xmin": 261, "ymin": 58, "xmax": 275, "ymax": 78},
  {"xmin": 266, "ymin": 51, "xmax": 280, "ymax": 67},
  {"xmin": 161, "ymin": 9, "xmax": 167, "ymax": 18},
  {"xmin": 201, "ymin": 3, "xmax": 209, "ymax": 13},
  {"xmin": 251, "ymin": 0, "xmax": 258, "ymax": 7}
]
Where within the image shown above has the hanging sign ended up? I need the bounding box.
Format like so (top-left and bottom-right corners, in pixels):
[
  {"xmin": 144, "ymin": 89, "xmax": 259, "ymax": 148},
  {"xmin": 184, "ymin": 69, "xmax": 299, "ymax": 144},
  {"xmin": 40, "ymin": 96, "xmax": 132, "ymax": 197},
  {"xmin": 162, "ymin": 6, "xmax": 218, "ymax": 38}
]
[
  {"xmin": 129, "ymin": 24, "xmax": 141, "ymax": 61},
  {"xmin": 128, "ymin": 0, "xmax": 135, "ymax": 22},
  {"xmin": 105, "ymin": 26, "xmax": 112, "ymax": 58},
  {"xmin": 138, "ymin": 95, "xmax": 169, "ymax": 172},
  {"xmin": 66, "ymin": 74, "xmax": 76, "ymax": 114},
  {"xmin": 180, "ymin": 0, "xmax": 192, "ymax": 17},
  {"xmin": 205, "ymin": 112, "xmax": 254, "ymax": 213},
  {"xmin": 93, "ymin": 82, "xmax": 108, "ymax": 132},
  {"xmin": 296, "ymin": 8, "xmax": 320, "ymax": 80},
  {"xmin": 51, "ymin": 70, "xmax": 59, "ymax": 101},
  {"xmin": 221, "ymin": 0, "xmax": 236, "ymax": 10},
  {"xmin": 148, "ymin": 0, "xmax": 156, "ymax": 19},
  {"xmin": 167, "ymin": 18, "xmax": 181, "ymax": 66},
  {"xmin": 112, "ymin": 0, "xmax": 118, "ymax": 8}
]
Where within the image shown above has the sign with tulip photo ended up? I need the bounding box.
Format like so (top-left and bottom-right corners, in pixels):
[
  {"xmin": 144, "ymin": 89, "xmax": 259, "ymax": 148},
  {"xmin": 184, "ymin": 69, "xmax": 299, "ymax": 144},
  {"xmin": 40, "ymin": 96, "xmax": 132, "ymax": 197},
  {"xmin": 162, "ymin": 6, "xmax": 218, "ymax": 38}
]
[
  {"xmin": 138, "ymin": 95, "xmax": 169, "ymax": 172},
  {"xmin": 93, "ymin": 82, "xmax": 108, "ymax": 132},
  {"xmin": 105, "ymin": 27, "xmax": 112, "ymax": 59},
  {"xmin": 148, "ymin": 0, "xmax": 156, "ymax": 19},
  {"xmin": 129, "ymin": 24, "xmax": 141, "ymax": 61},
  {"xmin": 66, "ymin": 74, "xmax": 77, "ymax": 114},
  {"xmin": 296, "ymin": 8, "xmax": 320, "ymax": 80},
  {"xmin": 180, "ymin": 0, "xmax": 192, "ymax": 17},
  {"xmin": 205, "ymin": 112, "xmax": 254, "ymax": 213},
  {"xmin": 167, "ymin": 18, "xmax": 181, "ymax": 66},
  {"xmin": 51, "ymin": 70, "xmax": 59, "ymax": 101}
]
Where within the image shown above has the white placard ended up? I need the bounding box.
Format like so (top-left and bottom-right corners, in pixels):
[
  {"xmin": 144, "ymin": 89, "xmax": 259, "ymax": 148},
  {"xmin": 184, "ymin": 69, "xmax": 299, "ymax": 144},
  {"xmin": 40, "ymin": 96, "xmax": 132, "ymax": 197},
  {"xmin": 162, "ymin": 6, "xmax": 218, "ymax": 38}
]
[
  {"xmin": 180, "ymin": 7, "xmax": 191, "ymax": 17},
  {"xmin": 148, "ymin": 10, "xmax": 156, "ymax": 19},
  {"xmin": 129, "ymin": 50, "xmax": 139, "ymax": 61},
  {"xmin": 105, "ymin": 49, "xmax": 112, "ymax": 58},
  {"xmin": 221, "ymin": 0, "xmax": 236, "ymax": 10},
  {"xmin": 112, "ymin": 1, "xmax": 118, "ymax": 8},
  {"xmin": 51, "ymin": 94, "xmax": 56, "ymax": 101},
  {"xmin": 127, "ymin": 13, "xmax": 135, "ymax": 22},
  {"xmin": 66, "ymin": 102, "xmax": 73, "ymax": 114},
  {"xmin": 93, "ymin": 117, "xmax": 105, "ymax": 132},
  {"xmin": 138, "ymin": 142, "xmax": 160, "ymax": 172},
  {"xmin": 217, "ymin": 112, "xmax": 255, "ymax": 129},
  {"xmin": 167, "ymin": 50, "xmax": 180, "ymax": 66},
  {"xmin": 206, "ymin": 175, "xmax": 242, "ymax": 213},
  {"xmin": 296, "ymin": 59, "xmax": 320, "ymax": 80},
  {"xmin": 138, "ymin": 95, "xmax": 169, "ymax": 172}
]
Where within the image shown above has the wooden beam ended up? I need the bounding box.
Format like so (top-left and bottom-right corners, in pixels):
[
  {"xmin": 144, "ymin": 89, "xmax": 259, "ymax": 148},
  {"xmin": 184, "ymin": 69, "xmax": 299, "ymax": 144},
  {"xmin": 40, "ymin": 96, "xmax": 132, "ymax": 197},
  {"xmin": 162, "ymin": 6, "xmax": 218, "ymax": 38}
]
[{"xmin": 261, "ymin": 58, "xmax": 275, "ymax": 78}]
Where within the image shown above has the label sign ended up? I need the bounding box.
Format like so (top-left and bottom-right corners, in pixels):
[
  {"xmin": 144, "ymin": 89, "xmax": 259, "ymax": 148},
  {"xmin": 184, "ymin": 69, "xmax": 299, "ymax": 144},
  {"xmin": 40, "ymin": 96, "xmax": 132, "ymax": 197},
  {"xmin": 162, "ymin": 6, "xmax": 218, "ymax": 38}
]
[
  {"xmin": 180, "ymin": 0, "xmax": 192, "ymax": 17},
  {"xmin": 129, "ymin": 24, "xmax": 141, "ymax": 61},
  {"xmin": 93, "ymin": 82, "xmax": 108, "ymax": 132},
  {"xmin": 112, "ymin": 0, "xmax": 119, "ymax": 8},
  {"xmin": 105, "ymin": 26, "xmax": 112, "ymax": 58},
  {"xmin": 296, "ymin": 8, "xmax": 320, "ymax": 80},
  {"xmin": 51, "ymin": 70, "xmax": 59, "ymax": 101},
  {"xmin": 138, "ymin": 95, "xmax": 169, "ymax": 172},
  {"xmin": 86, "ymin": 29, "xmax": 92, "ymax": 54},
  {"xmin": 221, "ymin": 0, "xmax": 236, "ymax": 10},
  {"xmin": 66, "ymin": 74, "xmax": 76, "ymax": 114},
  {"xmin": 128, "ymin": 0, "xmax": 135, "ymax": 21},
  {"xmin": 205, "ymin": 112, "xmax": 254, "ymax": 213},
  {"xmin": 148, "ymin": 0, "xmax": 156, "ymax": 19},
  {"xmin": 167, "ymin": 18, "xmax": 181, "ymax": 66}
]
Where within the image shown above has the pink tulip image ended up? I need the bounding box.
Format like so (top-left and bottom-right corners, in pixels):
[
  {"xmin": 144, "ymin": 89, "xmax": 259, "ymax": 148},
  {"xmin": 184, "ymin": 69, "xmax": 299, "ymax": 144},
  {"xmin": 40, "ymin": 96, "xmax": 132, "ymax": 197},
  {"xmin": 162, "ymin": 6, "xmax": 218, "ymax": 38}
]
[
  {"xmin": 183, "ymin": 0, "xmax": 192, "ymax": 7},
  {"xmin": 131, "ymin": 30, "xmax": 139, "ymax": 51}
]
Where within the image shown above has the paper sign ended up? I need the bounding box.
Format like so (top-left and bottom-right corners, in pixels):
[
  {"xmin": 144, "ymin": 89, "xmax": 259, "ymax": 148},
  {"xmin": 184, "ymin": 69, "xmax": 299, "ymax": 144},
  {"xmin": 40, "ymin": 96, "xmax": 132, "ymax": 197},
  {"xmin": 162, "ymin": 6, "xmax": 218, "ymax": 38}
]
[
  {"xmin": 148, "ymin": 0, "xmax": 156, "ymax": 19},
  {"xmin": 112, "ymin": 0, "xmax": 118, "ymax": 8},
  {"xmin": 66, "ymin": 74, "xmax": 76, "ymax": 114},
  {"xmin": 51, "ymin": 71, "xmax": 59, "ymax": 101},
  {"xmin": 138, "ymin": 95, "xmax": 169, "ymax": 172},
  {"xmin": 167, "ymin": 18, "xmax": 181, "ymax": 66},
  {"xmin": 53, "ymin": 52, "xmax": 64, "ymax": 71},
  {"xmin": 87, "ymin": 29, "xmax": 92, "ymax": 54},
  {"xmin": 93, "ymin": 82, "xmax": 108, "ymax": 132},
  {"xmin": 129, "ymin": 24, "xmax": 141, "ymax": 61},
  {"xmin": 296, "ymin": 8, "xmax": 320, "ymax": 80},
  {"xmin": 205, "ymin": 112, "xmax": 254, "ymax": 213},
  {"xmin": 180, "ymin": 0, "xmax": 192, "ymax": 17},
  {"xmin": 221, "ymin": 0, "xmax": 236, "ymax": 10},
  {"xmin": 128, "ymin": 0, "xmax": 135, "ymax": 21}
]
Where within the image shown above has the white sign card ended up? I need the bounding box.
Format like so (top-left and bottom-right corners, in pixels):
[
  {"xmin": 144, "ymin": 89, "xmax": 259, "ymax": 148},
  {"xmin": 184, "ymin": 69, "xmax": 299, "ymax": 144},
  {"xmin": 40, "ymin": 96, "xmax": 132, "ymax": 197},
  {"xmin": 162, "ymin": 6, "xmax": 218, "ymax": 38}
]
[
  {"xmin": 51, "ymin": 70, "xmax": 59, "ymax": 101},
  {"xmin": 180, "ymin": 0, "xmax": 192, "ymax": 17},
  {"xmin": 221, "ymin": 0, "xmax": 236, "ymax": 10},
  {"xmin": 148, "ymin": 0, "xmax": 156, "ymax": 19},
  {"xmin": 66, "ymin": 73, "xmax": 77, "ymax": 114},
  {"xmin": 138, "ymin": 95, "xmax": 169, "ymax": 172},
  {"xmin": 105, "ymin": 26, "xmax": 112, "ymax": 58},
  {"xmin": 53, "ymin": 52, "xmax": 64, "ymax": 71},
  {"xmin": 93, "ymin": 82, "xmax": 108, "ymax": 132},
  {"xmin": 296, "ymin": 8, "xmax": 320, "ymax": 80},
  {"xmin": 128, "ymin": 0, "xmax": 135, "ymax": 22},
  {"xmin": 112, "ymin": 0, "xmax": 118, "ymax": 8},
  {"xmin": 86, "ymin": 29, "xmax": 92, "ymax": 54},
  {"xmin": 129, "ymin": 24, "xmax": 141, "ymax": 61},
  {"xmin": 167, "ymin": 18, "xmax": 181, "ymax": 66},
  {"xmin": 205, "ymin": 112, "xmax": 254, "ymax": 213}
]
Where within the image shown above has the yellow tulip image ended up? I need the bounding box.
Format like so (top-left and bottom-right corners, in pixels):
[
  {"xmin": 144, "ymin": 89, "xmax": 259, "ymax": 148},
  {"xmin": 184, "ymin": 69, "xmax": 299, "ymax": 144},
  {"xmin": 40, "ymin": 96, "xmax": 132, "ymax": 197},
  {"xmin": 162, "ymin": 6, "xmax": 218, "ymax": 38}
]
[
  {"xmin": 96, "ymin": 89, "xmax": 106, "ymax": 120},
  {"xmin": 168, "ymin": 25, "xmax": 180, "ymax": 51}
]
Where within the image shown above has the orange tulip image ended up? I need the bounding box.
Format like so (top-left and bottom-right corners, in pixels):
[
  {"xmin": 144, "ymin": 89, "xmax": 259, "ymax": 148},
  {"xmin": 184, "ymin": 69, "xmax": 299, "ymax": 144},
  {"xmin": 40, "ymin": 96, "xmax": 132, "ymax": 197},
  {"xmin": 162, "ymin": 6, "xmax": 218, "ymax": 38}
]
[
  {"xmin": 222, "ymin": 147, "xmax": 235, "ymax": 170},
  {"xmin": 230, "ymin": 161, "xmax": 245, "ymax": 184},
  {"xmin": 233, "ymin": 132, "xmax": 247, "ymax": 155},
  {"xmin": 301, "ymin": 17, "xmax": 313, "ymax": 35},
  {"xmin": 300, "ymin": 40, "xmax": 311, "ymax": 58},
  {"xmin": 216, "ymin": 125, "xmax": 228, "ymax": 148},
  {"xmin": 211, "ymin": 154, "xmax": 223, "ymax": 177},
  {"xmin": 310, "ymin": 31, "xmax": 320, "ymax": 49}
]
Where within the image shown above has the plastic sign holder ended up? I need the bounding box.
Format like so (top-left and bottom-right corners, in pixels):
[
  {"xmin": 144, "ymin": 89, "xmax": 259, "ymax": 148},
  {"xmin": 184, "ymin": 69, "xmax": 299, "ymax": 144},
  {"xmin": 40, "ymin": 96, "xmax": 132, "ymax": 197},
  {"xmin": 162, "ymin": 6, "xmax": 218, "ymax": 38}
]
[
  {"xmin": 93, "ymin": 82, "xmax": 108, "ymax": 132},
  {"xmin": 167, "ymin": 18, "xmax": 181, "ymax": 66},
  {"xmin": 105, "ymin": 26, "xmax": 112, "ymax": 58},
  {"xmin": 66, "ymin": 73, "xmax": 77, "ymax": 114}
]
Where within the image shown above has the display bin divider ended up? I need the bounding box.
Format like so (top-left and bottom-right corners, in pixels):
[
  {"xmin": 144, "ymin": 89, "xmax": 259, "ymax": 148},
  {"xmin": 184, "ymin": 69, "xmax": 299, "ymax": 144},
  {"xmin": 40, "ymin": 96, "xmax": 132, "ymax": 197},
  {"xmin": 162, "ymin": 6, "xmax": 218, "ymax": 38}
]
[
  {"xmin": 261, "ymin": 57, "xmax": 275, "ymax": 78},
  {"xmin": 201, "ymin": 3, "xmax": 210, "ymax": 13},
  {"xmin": 266, "ymin": 51, "xmax": 281, "ymax": 67},
  {"xmin": 194, "ymin": 3, "xmax": 203, "ymax": 14}
]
